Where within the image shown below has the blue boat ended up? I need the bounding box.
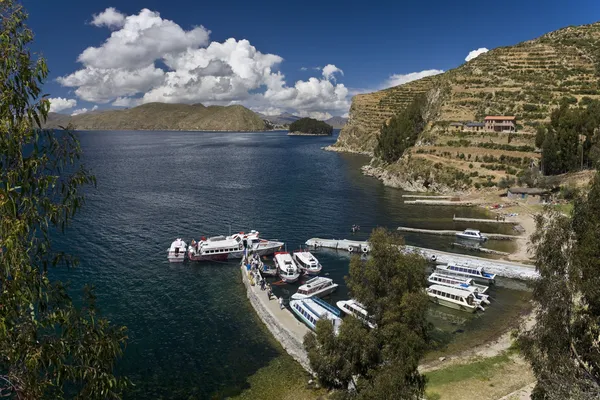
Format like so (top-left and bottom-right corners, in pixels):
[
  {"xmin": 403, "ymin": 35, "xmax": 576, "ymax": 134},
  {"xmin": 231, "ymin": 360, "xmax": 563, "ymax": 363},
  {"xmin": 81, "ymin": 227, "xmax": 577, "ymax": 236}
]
[{"xmin": 290, "ymin": 297, "xmax": 342, "ymax": 334}]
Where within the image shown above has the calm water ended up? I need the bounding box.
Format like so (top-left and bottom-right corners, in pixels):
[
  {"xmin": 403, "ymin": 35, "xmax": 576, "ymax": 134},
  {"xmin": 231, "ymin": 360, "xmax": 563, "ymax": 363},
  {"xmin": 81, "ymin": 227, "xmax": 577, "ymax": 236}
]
[{"xmin": 51, "ymin": 130, "xmax": 529, "ymax": 398}]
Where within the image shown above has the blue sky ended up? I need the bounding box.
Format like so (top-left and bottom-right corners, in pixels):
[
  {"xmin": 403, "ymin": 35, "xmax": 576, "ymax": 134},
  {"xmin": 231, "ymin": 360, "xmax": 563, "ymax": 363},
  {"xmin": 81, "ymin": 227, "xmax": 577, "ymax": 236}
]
[{"xmin": 23, "ymin": 0, "xmax": 600, "ymax": 117}]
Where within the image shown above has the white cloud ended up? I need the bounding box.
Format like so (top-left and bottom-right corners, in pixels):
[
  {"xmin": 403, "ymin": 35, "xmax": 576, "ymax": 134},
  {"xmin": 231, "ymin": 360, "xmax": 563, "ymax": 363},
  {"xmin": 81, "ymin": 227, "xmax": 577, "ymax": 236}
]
[
  {"xmin": 91, "ymin": 105, "xmax": 99, "ymax": 111},
  {"xmin": 58, "ymin": 8, "xmax": 351, "ymax": 117},
  {"xmin": 322, "ymin": 64, "xmax": 343, "ymax": 82},
  {"xmin": 300, "ymin": 67, "xmax": 307, "ymax": 71},
  {"xmin": 465, "ymin": 47, "xmax": 489, "ymax": 62},
  {"xmin": 71, "ymin": 108, "xmax": 89, "ymax": 116},
  {"xmin": 91, "ymin": 7, "xmax": 126, "ymax": 29},
  {"xmin": 297, "ymin": 110, "xmax": 333, "ymax": 120},
  {"xmin": 48, "ymin": 97, "xmax": 77, "ymax": 112},
  {"xmin": 342, "ymin": 113, "xmax": 349, "ymax": 118},
  {"xmin": 382, "ymin": 69, "xmax": 444, "ymax": 89}
]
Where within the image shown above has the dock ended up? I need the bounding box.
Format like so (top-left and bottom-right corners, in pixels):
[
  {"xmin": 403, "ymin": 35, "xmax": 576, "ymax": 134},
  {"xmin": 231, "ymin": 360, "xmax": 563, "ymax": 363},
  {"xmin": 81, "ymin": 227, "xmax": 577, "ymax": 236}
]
[
  {"xmin": 451, "ymin": 242, "xmax": 509, "ymax": 256},
  {"xmin": 305, "ymin": 238, "xmax": 538, "ymax": 280},
  {"xmin": 396, "ymin": 226, "xmax": 522, "ymax": 241},
  {"xmin": 403, "ymin": 200, "xmax": 476, "ymax": 206},
  {"xmin": 453, "ymin": 215, "xmax": 519, "ymax": 225},
  {"xmin": 239, "ymin": 262, "xmax": 311, "ymax": 372},
  {"xmin": 402, "ymin": 195, "xmax": 455, "ymax": 199}
]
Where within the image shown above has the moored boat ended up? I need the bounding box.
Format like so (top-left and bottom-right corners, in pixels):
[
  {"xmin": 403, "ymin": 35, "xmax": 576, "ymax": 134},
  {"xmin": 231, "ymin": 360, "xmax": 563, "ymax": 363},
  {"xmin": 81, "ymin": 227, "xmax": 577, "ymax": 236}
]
[
  {"xmin": 291, "ymin": 277, "xmax": 338, "ymax": 300},
  {"xmin": 455, "ymin": 229, "xmax": 488, "ymax": 242},
  {"xmin": 274, "ymin": 252, "xmax": 301, "ymax": 283},
  {"xmin": 427, "ymin": 272, "xmax": 490, "ymax": 304},
  {"xmin": 290, "ymin": 297, "xmax": 342, "ymax": 334},
  {"xmin": 293, "ymin": 250, "xmax": 323, "ymax": 275},
  {"xmin": 167, "ymin": 238, "xmax": 187, "ymax": 263},
  {"xmin": 426, "ymin": 284, "xmax": 483, "ymax": 313},
  {"xmin": 188, "ymin": 230, "xmax": 283, "ymax": 262},
  {"xmin": 436, "ymin": 263, "xmax": 496, "ymax": 283},
  {"xmin": 336, "ymin": 299, "xmax": 376, "ymax": 329}
]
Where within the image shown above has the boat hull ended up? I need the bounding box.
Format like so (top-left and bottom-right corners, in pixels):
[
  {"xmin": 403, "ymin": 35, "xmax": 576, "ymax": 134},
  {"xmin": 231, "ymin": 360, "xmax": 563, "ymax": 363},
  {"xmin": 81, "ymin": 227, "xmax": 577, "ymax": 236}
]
[
  {"xmin": 188, "ymin": 250, "xmax": 244, "ymax": 262},
  {"xmin": 428, "ymin": 296, "xmax": 478, "ymax": 313},
  {"xmin": 167, "ymin": 255, "xmax": 186, "ymax": 263},
  {"xmin": 251, "ymin": 242, "xmax": 284, "ymax": 257},
  {"xmin": 279, "ymin": 273, "xmax": 300, "ymax": 283},
  {"xmin": 291, "ymin": 284, "xmax": 338, "ymax": 300},
  {"xmin": 455, "ymin": 234, "xmax": 487, "ymax": 242}
]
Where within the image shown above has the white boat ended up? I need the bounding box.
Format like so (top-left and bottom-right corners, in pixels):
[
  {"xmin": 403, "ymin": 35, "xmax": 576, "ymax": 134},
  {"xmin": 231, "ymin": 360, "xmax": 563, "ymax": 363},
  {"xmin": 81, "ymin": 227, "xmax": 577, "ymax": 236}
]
[
  {"xmin": 427, "ymin": 273, "xmax": 490, "ymax": 304},
  {"xmin": 274, "ymin": 252, "xmax": 301, "ymax": 283},
  {"xmin": 293, "ymin": 250, "xmax": 323, "ymax": 275},
  {"xmin": 455, "ymin": 229, "xmax": 488, "ymax": 242},
  {"xmin": 188, "ymin": 230, "xmax": 283, "ymax": 262},
  {"xmin": 291, "ymin": 277, "xmax": 338, "ymax": 300},
  {"xmin": 436, "ymin": 263, "xmax": 496, "ymax": 283},
  {"xmin": 167, "ymin": 238, "xmax": 187, "ymax": 263},
  {"xmin": 290, "ymin": 297, "xmax": 343, "ymax": 334},
  {"xmin": 336, "ymin": 299, "xmax": 376, "ymax": 329},
  {"xmin": 426, "ymin": 284, "xmax": 484, "ymax": 313}
]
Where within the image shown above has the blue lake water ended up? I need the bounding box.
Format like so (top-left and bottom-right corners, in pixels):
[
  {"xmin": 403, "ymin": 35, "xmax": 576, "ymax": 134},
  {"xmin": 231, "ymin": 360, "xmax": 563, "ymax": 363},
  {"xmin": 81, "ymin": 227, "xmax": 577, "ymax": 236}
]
[{"xmin": 51, "ymin": 130, "xmax": 529, "ymax": 398}]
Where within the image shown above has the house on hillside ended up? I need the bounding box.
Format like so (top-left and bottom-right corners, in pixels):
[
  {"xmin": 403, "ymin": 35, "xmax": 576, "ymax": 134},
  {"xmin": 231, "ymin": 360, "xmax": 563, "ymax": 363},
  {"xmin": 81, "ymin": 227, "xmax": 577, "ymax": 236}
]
[
  {"xmin": 507, "ymin": 187, "xmax": 550, "ymax": 204},
  {"xmin": 464, "ymin": 122, "xmax": 485, "ymax": 132},
  {"xmin": 449, "ymin": 122, "xmax": 463, "ymax": 131},
  {"xmin": 484, "ymin": 116, "xmax": 517, "ymax": 132}
]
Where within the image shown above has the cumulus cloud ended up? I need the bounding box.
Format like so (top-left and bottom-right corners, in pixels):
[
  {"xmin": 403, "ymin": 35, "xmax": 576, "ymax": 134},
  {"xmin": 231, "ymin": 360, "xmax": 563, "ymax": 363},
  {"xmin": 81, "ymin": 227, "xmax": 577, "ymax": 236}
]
[
  {"xmin": 58, "ymin": 8, "xmax": 351, "ymax": 117},
  {"xmin": 382, "ymin": 69, "xmax": 444, "ymax": 89},
  {"xmin": 91, "ymin": 105, "xmax": 99, "ymax": 111},
  {"xmin": 322, "ymin": 64, "xmax": 343, "ymax": 82},
  {"xmin": 465, "ymin": 47, "xmax": 489, "ymax": 62},
  {"xmin": 299, "ymin": 67, "xmax": 307, "ymax": 71},
  {"xmin": 91, "ymin": 7, "xmax": 126, "ymax": 29},
  {"xmin": 48, "ymin": 97, "xmax": 77, "ymax": 112},
  {"xmin": 71, "ymin": 108, "xmax": 89, "ymax": 116}
]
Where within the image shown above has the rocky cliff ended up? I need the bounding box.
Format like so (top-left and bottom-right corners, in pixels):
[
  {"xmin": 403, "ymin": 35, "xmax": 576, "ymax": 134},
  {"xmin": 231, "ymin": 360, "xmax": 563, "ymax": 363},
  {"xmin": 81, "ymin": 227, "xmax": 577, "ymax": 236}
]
[{"xmin": 45, "ymin": 103, "xmax": 267, "ymax": 131}]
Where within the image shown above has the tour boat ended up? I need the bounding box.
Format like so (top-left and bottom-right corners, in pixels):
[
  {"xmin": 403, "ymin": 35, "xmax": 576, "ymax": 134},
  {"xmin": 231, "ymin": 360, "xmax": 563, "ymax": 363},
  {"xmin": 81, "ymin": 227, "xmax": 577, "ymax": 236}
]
[
  {"xmin": 293, "ymin": 250, "xmax": 323, "ymax": 275},
  {"xmin": 291, "ymin": 277, "xmax": 338, "ymax": 300},
  {"xmin": 455, "ymin": 229, "xmax": 488, "ymax": 242},
  {"xmin": 188, "ymin": 230, "xmax": 283, "ymax": 262},
  {"xmin": 274, "ymin": 252, "xmax": 301, "ymax": 283},
  {"xmin": 436, "ymin": 263, "xmax": 496, "ymax": 283},
  {"xmin": 427, "ymin": 273, "xmax": 490, "ymax": 304},
  {"xmin": 290, "ymin": 297, "xmax": 343, "ymax": 334},
  {"xmin": 336, "ymin": 299, "xmax": 376, "ymax": 329},
  {"xmin": 167, "ymin": 238, "xmax": 187, "ymax": 263},
  {"xmin": 426, "ymin": 284, "xmax": 484, "ymax": 313}
]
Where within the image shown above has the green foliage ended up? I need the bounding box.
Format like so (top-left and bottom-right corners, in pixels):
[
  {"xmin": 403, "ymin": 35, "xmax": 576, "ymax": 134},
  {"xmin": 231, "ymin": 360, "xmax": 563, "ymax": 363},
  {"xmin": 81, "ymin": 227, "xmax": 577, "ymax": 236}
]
[
  {"xmin": 289, "ymin": 117, "xmax": 333, "ymax": 135},
  {"xmin": 305, "ymin": 228, "xmax": 429, "ymax": 399},
  {"xmin": 535, "ymin": 125, "xmax": 546, "ymax": 148},
  {"xmin": 0, "ymin": 2, "xmax": 128, "ymax": 398},
  {"xmin": 519, "ymin": 172, "xmax": 600, "ymax": 399},
  {"xmin": 375, "ymin": 95, "xmax": 427, "ymax": 163}
]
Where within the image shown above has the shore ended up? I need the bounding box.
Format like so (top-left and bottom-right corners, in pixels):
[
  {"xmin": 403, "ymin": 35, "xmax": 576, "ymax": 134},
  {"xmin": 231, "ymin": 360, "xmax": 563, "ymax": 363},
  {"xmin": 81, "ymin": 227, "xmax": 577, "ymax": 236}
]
[{"xmin": 288, "ymin": 131, "xmax": 332, "ymax": 136}]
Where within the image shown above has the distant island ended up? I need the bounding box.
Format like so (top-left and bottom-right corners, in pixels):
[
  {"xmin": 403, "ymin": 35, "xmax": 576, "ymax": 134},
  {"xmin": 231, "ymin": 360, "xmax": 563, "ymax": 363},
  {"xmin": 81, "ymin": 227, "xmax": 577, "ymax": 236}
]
[
  {"xmin": 288, "ymin": 118, "xmax": 333, "ymax": 136},
  {"xmin": 44, "ymin": 102, "xmax": 267, "ymax": 132}
]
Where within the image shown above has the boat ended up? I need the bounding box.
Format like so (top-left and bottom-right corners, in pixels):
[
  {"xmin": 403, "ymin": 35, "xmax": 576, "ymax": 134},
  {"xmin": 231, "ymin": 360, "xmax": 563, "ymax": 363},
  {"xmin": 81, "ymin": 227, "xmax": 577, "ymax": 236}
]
[
  {"xmin": 427, "ymin": 273, "xmax": 490, "ymax": 304},
  {"xmin": 274, "ymin": 252, "xmax": 301, "ymax": 283},
  {"xmin": 426, "ymin": 284, "xmax": 484, "ymax": 313},
  {"xmin": 455, "ymin": 229, "xmax": 488, "ymax": 242},
  {"xmin": 436, "ymin": 263, "xmax": 496, "ymax": 283},
  {"xmin": 293, "ymin": 250, "xmax": 323, "ymax": 275},
  {"xmin": 188, "ymin": 230, "xmax": 283, "ymax": 262},
  {"xmin": 167, "ymin": 238, "xmax": 187, "ymax": 263},
  {"xmin": 291, "ymin": 277, "xmax": 338, "ymax": 300},
  {"xmin": 336, "ymin": 299, "xmax": 376, "ymax": 329},
  {"xmin": 290, "ymin": 297, "xmax": 343, "ymax": 334}
]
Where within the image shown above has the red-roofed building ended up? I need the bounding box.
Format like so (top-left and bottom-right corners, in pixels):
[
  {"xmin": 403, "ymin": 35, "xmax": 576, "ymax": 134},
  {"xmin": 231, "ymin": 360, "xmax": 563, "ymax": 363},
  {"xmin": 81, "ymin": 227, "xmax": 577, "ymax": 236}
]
[{"xmin": 484, "ymin": 116, "xmax": 517, "ymax": 132}]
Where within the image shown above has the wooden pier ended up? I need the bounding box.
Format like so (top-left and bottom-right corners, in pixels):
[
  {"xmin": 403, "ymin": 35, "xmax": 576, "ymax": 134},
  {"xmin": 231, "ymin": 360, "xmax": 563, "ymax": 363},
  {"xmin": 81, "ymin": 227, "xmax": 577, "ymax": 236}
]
[
  {"xmin": 453, "ymin": 215, "xmax": 519, "ymax": 225},
  {"xmin": 396, "ymin": 226, "xmax": 522, "ymax": 241},
  {"xmin": 305, "ymin": 238, "xmax": 538, "ymax": 280}
]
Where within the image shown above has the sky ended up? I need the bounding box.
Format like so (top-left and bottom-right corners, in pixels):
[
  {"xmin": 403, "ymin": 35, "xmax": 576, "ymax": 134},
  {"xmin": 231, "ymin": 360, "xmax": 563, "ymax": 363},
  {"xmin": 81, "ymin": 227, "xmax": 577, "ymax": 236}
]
[{"xmin": 22, "ymin": 0, "xmax": 600, "ymax": 118}]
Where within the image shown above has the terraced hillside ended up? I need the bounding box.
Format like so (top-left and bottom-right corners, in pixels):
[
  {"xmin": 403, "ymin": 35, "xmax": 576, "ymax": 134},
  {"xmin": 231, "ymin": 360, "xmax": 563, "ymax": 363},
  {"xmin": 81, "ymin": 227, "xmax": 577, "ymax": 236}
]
[{"xmin": 333, "ymin": 22, "xmax": 600, "ymax": 155}]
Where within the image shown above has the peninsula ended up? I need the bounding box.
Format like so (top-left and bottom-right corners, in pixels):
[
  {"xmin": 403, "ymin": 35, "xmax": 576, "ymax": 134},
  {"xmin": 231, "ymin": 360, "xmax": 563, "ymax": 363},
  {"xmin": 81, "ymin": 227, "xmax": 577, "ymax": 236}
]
[{"xmin": 288, "ymin": 117, "xmax": 333, "ymax": 136}]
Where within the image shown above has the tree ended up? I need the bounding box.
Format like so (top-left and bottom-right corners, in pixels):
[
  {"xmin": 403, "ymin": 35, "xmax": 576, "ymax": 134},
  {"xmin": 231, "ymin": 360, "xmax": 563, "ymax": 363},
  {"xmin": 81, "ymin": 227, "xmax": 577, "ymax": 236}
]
[
  {"xmin": 535, "ymin": 125, "xmax": 546, "ymax": 149},
  {"xmin": 0, "ymin": 1, "xmax": 128, "ymax": 398},
  {"xmin": 304, "ymin": 228, "xmax": 429, "ymax": 399},
  {"xmin": 288, "ymin": 117, "xmax": 333, "ymax": 135},
  {"xmin": 541, "ymin": 129, "xmax": 559, "ymax": 175},
  {"xmin": 519, "ymin": 172, "xmax": 600, "ymax": 400}
]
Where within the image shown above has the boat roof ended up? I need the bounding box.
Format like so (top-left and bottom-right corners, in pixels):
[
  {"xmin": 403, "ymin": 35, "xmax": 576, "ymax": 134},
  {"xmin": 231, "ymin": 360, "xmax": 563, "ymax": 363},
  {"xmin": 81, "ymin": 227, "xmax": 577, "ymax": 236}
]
[
  {"xmin": 295, "ymin": 251, "xmax": 318, "ymax": 264},
  {"xmin": 430, "ymin": 272, "xmax": 473, "ymax": 283},
  {"xmin": 445, "ymin": 263, "xmax": 483, "ymax": 272},
  {"xmin": 300, "ymin": 276, "xmax": 332, "ymax": 289},
  {"xmin": 429, "ymin": 284, "xmax": 474, "ymax": 297},
  {"xmin": 274, "ymin": 252, "xmax": 294, "ymax": 262},
  {"xmin": 463, "ymin": 229, "xmax": 481, "ymax": 234},
  {"xmin": 340, "ymin": 299, "xmax": 369, "ymax": 316},
  {"xmin": 292, "ymin": 298, "xmax": 340, "ymax": 319}
]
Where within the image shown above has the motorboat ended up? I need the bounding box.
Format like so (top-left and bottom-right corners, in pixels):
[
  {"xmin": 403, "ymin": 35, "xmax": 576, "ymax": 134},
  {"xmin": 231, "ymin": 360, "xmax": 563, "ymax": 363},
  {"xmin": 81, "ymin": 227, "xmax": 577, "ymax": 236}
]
[
  {"xmin": 290, "ymin": 297, "xmax": 342, "ymax": 334},
  {"xmin": 274, "ymin": 252, "xmax": 301, "ymax": 283},
  {"xmin": 293, "ymin": 250, "xmax": 322, "ymax": 275},
  {"xmin": 436, "ymin": 263, "xmax": 496, "ymax": 283},
  {"xmin": 167, "ymin": 238, "xmax": 187, "ymax": 263},
  {"xmin": 336, "ymin": 299, "xmax": 376, "ymax": 329},
  {"xmin": 188, "ymin": 230, "xmax": 283, "ymax": 262},
  {"xmin": 242, "ymin": 230, "xmax": 285, "ymax": 256},
  {"xmin": 291, "ymin": 277, "xmax": 338, "ymax": 300},
  {"xmin": 455, "ymin": 229, "xmax": 488, "ymax": 242},
  {"xmin": 426, "ymin": 284, "xmax": 484, "ymax": 313},
  {"xmin": 427, "ymin": 273, "xmax": 490, "ymax": 304}
]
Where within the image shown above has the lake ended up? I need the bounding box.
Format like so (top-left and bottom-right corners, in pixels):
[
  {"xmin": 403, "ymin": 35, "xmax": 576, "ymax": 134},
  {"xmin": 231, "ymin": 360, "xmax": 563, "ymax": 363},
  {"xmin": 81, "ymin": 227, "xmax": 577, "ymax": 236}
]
[{"xmin": 52, "ymin": 130, "xmax": 530, "ymax": 398}]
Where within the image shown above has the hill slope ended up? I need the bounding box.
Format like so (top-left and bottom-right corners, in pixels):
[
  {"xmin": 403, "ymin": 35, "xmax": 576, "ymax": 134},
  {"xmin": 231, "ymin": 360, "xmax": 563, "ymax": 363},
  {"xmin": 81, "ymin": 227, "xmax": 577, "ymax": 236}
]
[{"xmin": 45, "ymin": 103, "xmax": 267, "ymax": 131}]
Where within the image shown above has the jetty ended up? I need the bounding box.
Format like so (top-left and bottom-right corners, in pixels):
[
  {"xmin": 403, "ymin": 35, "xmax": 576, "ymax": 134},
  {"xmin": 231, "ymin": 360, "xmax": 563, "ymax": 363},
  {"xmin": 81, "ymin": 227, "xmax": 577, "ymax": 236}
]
[
  {"xmin": 453, "ymin": 215, "xmax": 519, "ymax": 225},
  {"xmin": 402, "ymin": 195, "xmax": 454, "ymax": 199},
  {"xmin": 239, "ymin": 262, "xmax": 311, "ymax": 372},
  {"xmin": 403, "ymin": 200, "xmax": 476, "ymax": 206},
  {"xmin": 451, "ymin": 242, "xmax": 509, "ymax": 256},
  {"xmin": 305, "ymin": 238, "xmax": 538, "ymax": 280},
  {"xmin": 396, "ymin": 226, "xmax": 522, "ymax": 241}
]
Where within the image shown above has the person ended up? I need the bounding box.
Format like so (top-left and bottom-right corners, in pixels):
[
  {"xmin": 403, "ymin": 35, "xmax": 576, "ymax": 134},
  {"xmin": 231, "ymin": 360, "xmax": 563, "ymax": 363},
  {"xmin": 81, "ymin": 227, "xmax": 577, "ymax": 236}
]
[
  {"xmin": 260, "ymin": 278, "xmax": 265, "ymax": 290},
  {"xmin": 267, "ymin": 286, "xmax": 272, "ymax": 300},
  {"xmin": 279, "ymin": 297, "xmax": 284, "ymax": 309}
]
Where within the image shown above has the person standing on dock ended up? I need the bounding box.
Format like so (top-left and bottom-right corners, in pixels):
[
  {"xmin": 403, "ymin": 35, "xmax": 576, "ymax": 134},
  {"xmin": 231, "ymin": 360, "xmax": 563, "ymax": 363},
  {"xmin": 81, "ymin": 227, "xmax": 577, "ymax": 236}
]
[{"xmin": 278, "ymin": 297, "xmax": 284, "ymax": 309}]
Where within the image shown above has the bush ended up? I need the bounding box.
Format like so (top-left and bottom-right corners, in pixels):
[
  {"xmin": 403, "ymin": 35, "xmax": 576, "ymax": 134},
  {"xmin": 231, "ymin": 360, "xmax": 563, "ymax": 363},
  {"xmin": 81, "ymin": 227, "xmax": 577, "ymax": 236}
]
[
  {"xmin": 468, "ymin": 163, "xmax": 474, "ymax": 169},
  {"xmin": 289, "ymin": 118, "xmax": 333, "ymax": 135}
]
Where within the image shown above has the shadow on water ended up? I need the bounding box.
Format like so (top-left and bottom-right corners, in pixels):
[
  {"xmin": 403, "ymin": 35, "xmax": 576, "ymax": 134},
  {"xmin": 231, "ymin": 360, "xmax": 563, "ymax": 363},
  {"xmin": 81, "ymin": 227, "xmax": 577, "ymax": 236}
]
[{"xmin": 50, "ymin": 130, "xmax": 532, "ymax": 398}]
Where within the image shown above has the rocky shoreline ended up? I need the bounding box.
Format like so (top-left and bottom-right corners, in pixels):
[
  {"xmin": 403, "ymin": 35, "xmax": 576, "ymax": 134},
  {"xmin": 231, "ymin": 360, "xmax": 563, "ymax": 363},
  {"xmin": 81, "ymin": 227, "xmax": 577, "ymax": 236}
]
[
  {"xmin": 322, "ymin": 144, "xmax": 372, "ymax": 156},
  {"xmin": 288, "ymin": 131, "xmax": 331, "ymax": 136}
]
